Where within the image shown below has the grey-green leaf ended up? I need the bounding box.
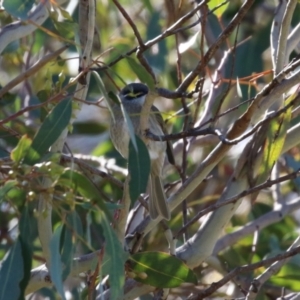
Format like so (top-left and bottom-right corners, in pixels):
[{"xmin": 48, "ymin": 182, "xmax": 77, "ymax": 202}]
[
  {"xmin": 0, "ymin": 239, "xmax": 24, "ymax": 300},
  {"xmin": 128, "ymin": 135, "xmax": 151, "ymax": 204},
  {"xmin": 93, "ymin": 71, "xmax": 116, "ymax": 122},
  {"xmin": 49, "ymin": 225, "xmax": 66, "ymax": 300},
  {"xmin": 3, "ymin": 0, "xmax": 35, "ymax": 20},
  {"xmin": 100, "ymin": 212, "xmax": 127, "ymax": 300},
  {"xmin": 125, "ymin": 56, "xmax": 155, "ymax": 90},
  {"xmin": 18, "ymin": 206, "xmax": 33, "ymax": 299},
  {"xmin": 24, "ymin": 98, "xmax": 72, "ymax": 164},
  {"xmin": 61, "ymin": 212, "xmax": 83, "ymax": 280}
]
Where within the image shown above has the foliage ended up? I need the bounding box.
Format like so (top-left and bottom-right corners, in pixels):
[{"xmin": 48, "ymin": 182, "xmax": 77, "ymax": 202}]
[{"xmin": 1, "ymin": 0, "xmax": 300, "ymax": 299}]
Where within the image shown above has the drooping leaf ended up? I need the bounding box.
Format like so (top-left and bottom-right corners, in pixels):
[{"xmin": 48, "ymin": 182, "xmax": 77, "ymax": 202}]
[
  {"xmin": 259, "ymin": 92, "xmax": 294, "ymax": 178},
  {"xmin": 3, "ymin": 0, "xmax": 35, "ymax": 20},
  {"xmin": 24, "ymin": 98, "xmax": 72, "ymax": 164},
  {"xmin": 60, "ymin": 224, "xmax": 73, "ymax": 281},
  {"xmin": 128, "ymin": 135, "xmax": 151, "ymax": 204},
  {"xmin": 145, "ymin": 11, "xmax": 167, "ymax": 72},
  {"xmin": 125, "ymin": 56, "xmax": 155, "ymax": 90},
  {"xmin": 100, "ymin": 212, "xmax": 127, "ymax": 300},
  {"xmin": 93, "ymin": 71, "xmax": 116, "ymax": 122},
  {"xmin": 0, "ymin": 239, "xmax": 24, "ymax": 300},
  {"xmin": 142, "ymin": 0, "xmax": 154, "ymax": 13},
  {"xmin": 121, "ymin": 103, "xmax": 138, "ymax": 152},
  {"xmin": 49, "ymin": 225, "xmax": 66, "ymax": 300},
  {"xmin": 129, "ymin": 252, "xmax": 197, "ymax": 288},
  {"xmin": 61, "ymin": 211, "xmax": 83, "ymax": 280},
  {"xmin": 18, "ymin": 206, "xmax": 33, "ymax": 299}
]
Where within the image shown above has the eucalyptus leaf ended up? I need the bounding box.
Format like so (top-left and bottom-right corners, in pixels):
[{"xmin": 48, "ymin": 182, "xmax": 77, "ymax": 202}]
[
  {"xmin": 0, "ymin": 239, "xmax": 24, "ymax": 300},
  {"xmin": 129, "ymin": 252, "xmax": 197, "ymax": 288},
  {"xmin": 19, "ymin": 206, "xmax": 33, "ymax": 299},
  {"xmin": 128, "ymin": 135, "xmax": 151, "ymax": 204},
  {"xmin": 3, "ymin": 0, "xmax": 35, "ymax": 20},
  {"xmin": 61, "ymin": 211, "xmax": 83, "ymax": 280},
  {"xmin": 49, "ymin": 225, "xmax": 66, "ymax": 300},
  {"xmin": 258, "ymin": 92, "xmax": 294, "ymax": 179},
  {"xmin": 100, "ymin": 212, "xmax": 127, "ymax": 300},
  {"xmin": 61, "ymin": 224, "xmax": 74, "ymax": 280},
  {"xmin": 125, "ymin": 57, "xmax": 155, "ymax": 90},
  {"xmin": 121, "ymin": 103, "xmax": 138, "ymax": 152},
  {"xmin": 145, "ymin": 11, "xmax": 167, "ymax": 72},
  {"xmin": 24, "ymin": 98, "xmax": 72, "ymax": 165},
  {"xmin": 92, "ymin": 71, "xmax": 115, "ymax": 122}
]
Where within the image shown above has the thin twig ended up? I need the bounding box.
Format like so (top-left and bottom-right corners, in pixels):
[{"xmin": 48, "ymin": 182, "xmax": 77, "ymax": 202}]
[
  {"xmin": 177, "ymin": 0, "xmax": 255, "ymax": 93},
  {"xmin": 174, "ymin": 169, "xmax": 300, "ymax": 238},
  {"xmin": 188, "ymin": 245, "xmax": 300, "ymax": 299}
]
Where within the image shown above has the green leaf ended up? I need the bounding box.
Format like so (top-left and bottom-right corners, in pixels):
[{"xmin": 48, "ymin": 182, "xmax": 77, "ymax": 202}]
[
  {"xmin": 145, "ymin": 11, "xmax": 167, "ymax": 71},
  {"xmin": 10, "ymin": 135, "xmax": 32, "ymax": 163},
  {"xmin": 129, "ymin": 252, "xmax": 197, "ymax": 288},
  {"xmin": 93, "ymin": 71, "xmax": 116, "ymax": 122},
  {"xmin": 3, "ymin": 0, "xmax": 35, "ymax": 20},
  {"xmin": 208, "ymin": 0, "xmax": 229, "ymax": 18},
  {"xmin": 121, "ymin": 104, "xmax": 138, "ymax": 151},
  {"xmin": 19, "ymin": 206, "xmax": 33, "ymax": 299},
  {"xmin": 0, "ymin": 239, "xmax": 24, "ymax": 300},
  {"xmin": 0, "ymin": 180, "xmax": 17, "ymax": 202},
  {"xmin": 24, "ymin": 98, "xmax": 72, "ymax": 164},
  {"xmin": 100, "ymin": 212, "xmax": 127, "ymax": 300},
  {"xmin": 269, "ymin": 263, "xmax": 300, "ymax": 291},
  {"xmin": 259, "ymin": 93, "xmax": 294, "ymax": 178},
  {"xmin": 142, "ymin": 0, "xmax": 154, "ymax": 13},
  {"xmin": 60, "ymin": 224, "xmax": 73, "ymax": 281},
  {"xmin": 60, "ymin": 169, "xmax": 111, "ymax": 219},
  {"xmin": 61, "ymin": 212, "xmax": 83, "ymax": 280},
  {"xmin": 125, "ymin": 57, "xmax": 155, "ymax": 90},
  {"xmin": 128, "ymin": 135, "xmax": 151, "ymax": 204},
  {"xmin": 49, "ymin": 225, "xmax": 66, "ymax": 300},
  {"xmin": 52, "ymin": 19, "xmax": 77, "ymax": 40}
]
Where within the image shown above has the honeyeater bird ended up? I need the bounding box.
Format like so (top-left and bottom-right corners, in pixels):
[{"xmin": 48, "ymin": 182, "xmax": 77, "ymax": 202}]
[{"xmin": 110, "ymin": 83, "xmax": 174, "ymax": 220}]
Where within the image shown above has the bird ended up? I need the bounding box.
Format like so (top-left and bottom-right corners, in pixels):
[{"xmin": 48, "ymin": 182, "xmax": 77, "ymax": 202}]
[{"xmin": 110, "ymin": 82, "xmax": 174, "ymax": 220}]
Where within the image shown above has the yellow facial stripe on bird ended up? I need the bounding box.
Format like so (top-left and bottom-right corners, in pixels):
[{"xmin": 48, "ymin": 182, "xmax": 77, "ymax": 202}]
[{"xmin": 125, "ymin": 91, "xmax": 144, "ymax": 98}]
